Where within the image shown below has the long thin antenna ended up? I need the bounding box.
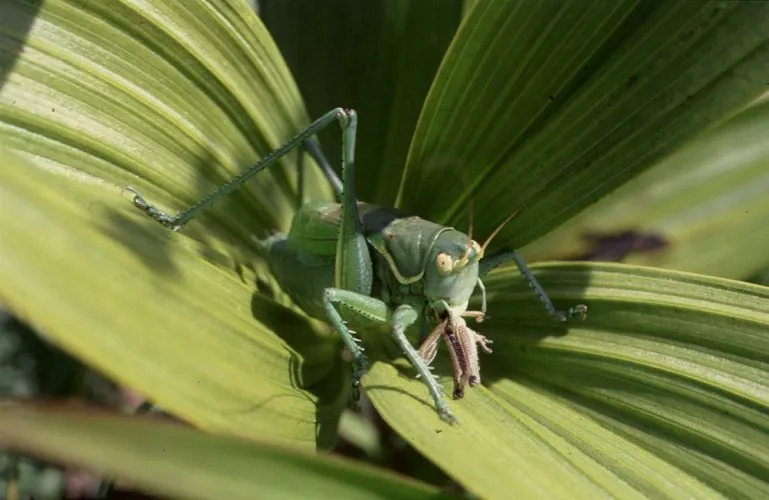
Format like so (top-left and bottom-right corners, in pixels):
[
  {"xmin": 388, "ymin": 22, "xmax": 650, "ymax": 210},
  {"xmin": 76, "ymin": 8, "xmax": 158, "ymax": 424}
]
[
  {"xmin": 480, "ymin": 182, "xmax": 552, "ymax": 253},
  {"xmin": 480, "ymin": 207, "xmax": 521, "ymax": 254},
  {"xmin": 466, "ymin": 187, "xmax": 474, "ymax": 251},
  {"xmin": 461, "ymin": 165, "xmax": 474, "ymax": 260}
]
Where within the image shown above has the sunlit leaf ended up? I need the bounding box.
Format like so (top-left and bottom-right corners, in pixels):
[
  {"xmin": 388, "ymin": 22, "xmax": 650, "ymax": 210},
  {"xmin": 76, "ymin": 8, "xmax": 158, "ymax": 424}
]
[
  {"xmin": 3, "ymin": 2, "xmax": 768, "ymax": 497},
  {"xmin": 364, "ymin": 263, "xmax": 769, "ymax": 499},
  {"xmin": 0, "ymin": 0, "xmax": 340, "ymax": 447}
]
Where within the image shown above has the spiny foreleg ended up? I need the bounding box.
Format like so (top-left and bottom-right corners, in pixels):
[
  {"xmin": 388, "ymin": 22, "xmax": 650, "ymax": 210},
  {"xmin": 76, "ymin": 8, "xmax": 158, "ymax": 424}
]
[
  {"xmin": 392, "ymin": 305, "xmax": 456, "ymax": 424},
  {"xmin": 479, "ymin": 250, "xmax": 588, "ymax": 322}
]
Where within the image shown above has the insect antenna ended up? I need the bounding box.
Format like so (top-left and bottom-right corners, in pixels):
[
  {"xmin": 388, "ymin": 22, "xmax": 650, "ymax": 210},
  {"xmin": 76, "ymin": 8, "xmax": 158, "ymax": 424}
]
[
  {"xmin": 479, "ymin": 178, "xmax": 555, "ymax": 253},
  {"xmin": 480, "ymin": 206, "xmax": 522, "ymax": 254},
  {"xmin": 457, "ymin": 165, "xmax": 476, "ymax": 265},
  {"xmin": 465, "ymin": 183, "xmax": 475, "ymax": 255}
]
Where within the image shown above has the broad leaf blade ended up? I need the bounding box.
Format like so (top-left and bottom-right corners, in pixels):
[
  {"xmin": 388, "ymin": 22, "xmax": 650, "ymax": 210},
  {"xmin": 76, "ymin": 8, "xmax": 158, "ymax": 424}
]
[
  {"xmin": 0, "ymin": 402, "xmax": 441, "ymax": 500},
  {"xmin": 399, "ymin": 1, "xmax": 769, "ymax": 249},
  {"xmin": 0, "ymin": 150, "xmax": 345, "ymax": 445},
  {"xmin": 523, "ymin": 95, "xmax": 769, "ymax": 280},
  {"xmin": 261, "ymin": 0, "xmax": 462, "ymax": 206},
  {"xmin": 0, "ymin": 0, "xmax": 340, "ymax": 446},
  {"xmin": 752, "ymin": 268, "xmax": 769, "ymax": 287},
  {"xmin": 363, "ymin": 263, "xmax": 769, "ymax": 499}
]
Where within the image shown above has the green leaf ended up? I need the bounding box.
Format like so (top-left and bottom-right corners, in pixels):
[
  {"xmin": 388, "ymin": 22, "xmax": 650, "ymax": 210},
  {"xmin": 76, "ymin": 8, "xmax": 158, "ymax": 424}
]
[
  {"xmin": 363, "ymin": 263, "xmax": 769, "ymax": 499},
  {"xmin": 399, "ymin": 1, "xmax": 769, "ymax": 249},
  {"xmin": 261, "ymin": 0, "xmax": 462, "ymax": 206},
  {"xmin": 3, "ymin": 2, "xmax": 768, "ymax": 497},
  {"xmin": 0, "ymin": 402, "xmax": 442, "ymax": 500},
  {"xmin": 523, "ymin": 95, "xmax": 769, "ymax": 280},
  {"xmin": 0, "ymin": 0, "xmax": 340, "ymax": 447},
  {"xmin": 751, "ymin": 268, "xmax": 769, "ymax": 287}
]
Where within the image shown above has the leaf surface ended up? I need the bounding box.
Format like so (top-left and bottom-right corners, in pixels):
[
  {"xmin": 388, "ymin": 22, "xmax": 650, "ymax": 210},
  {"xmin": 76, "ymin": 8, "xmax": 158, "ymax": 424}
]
[
  {"xmin": 523, "ymin": 95, "xmax": 769, "ymax": 280},
  {"xmin": 399, "ymin": 1, "xmax": 769, "ymax": 249},
  {"xmin": 0, "ymin": 0, "xmax": 340, "ymax": 447},
  {"xmin": 261, "ymin": 0, "xmax": 462, "ymax": 206},
  {"xmin": 364, "ymin": 263, "xmax": 769, "ymax": 499},
  {"xmin": 0, "ymin": 402, "xmax": 442, "ymax": 500}
]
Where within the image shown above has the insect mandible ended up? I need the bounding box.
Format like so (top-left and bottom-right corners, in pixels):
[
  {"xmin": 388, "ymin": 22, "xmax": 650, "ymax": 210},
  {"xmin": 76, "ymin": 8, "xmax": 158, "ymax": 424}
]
[{"xmin": 126, "ymin": 108, "xmax": 587, "ymax": 423}]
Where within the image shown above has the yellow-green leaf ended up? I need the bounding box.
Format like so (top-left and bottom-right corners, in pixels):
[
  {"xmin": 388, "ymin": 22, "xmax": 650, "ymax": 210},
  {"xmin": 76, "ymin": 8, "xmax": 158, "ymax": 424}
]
[
  {"xmin": 364, "ymin": 263, "xmax": 769, "ymax": 499},
  {"xmin": 0, "ymin": 0, "xmax": 339, "ymax": 447},
  {"xmin": 0, "ymin": 402, "xmax": 442, "ymax": 500}
]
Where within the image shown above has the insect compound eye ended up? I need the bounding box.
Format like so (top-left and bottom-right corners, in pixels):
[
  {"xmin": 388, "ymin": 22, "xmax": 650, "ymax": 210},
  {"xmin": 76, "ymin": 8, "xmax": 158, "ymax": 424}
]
[{"xmin": 435, "ymin": 252, "xmax": 454, "ymax": 274}]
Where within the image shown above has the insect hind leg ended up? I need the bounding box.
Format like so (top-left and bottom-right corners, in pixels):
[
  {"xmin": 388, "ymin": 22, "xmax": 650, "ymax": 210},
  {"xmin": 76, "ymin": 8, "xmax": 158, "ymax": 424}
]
[
  {"xmin": 123, "ymin": 186, "xmax": 180, "ymax": 230},
  {"xmin": 126, "ymin": 108, "xmax": 350, "ymax": 230},
  {"xmin": 303, "ymin": 138, "xmax": 343, "ymax": 200}
]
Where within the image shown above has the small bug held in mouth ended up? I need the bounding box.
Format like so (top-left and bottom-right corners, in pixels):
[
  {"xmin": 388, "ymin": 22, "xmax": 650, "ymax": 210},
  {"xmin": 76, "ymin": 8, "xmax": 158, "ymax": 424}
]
[
  {"xmin": 418, "ymin": 312, "xmax": 494, "ymax": 400},
  {"xmin": 125, "ymin": 108, "xmax": 588, "ymax": 424}
]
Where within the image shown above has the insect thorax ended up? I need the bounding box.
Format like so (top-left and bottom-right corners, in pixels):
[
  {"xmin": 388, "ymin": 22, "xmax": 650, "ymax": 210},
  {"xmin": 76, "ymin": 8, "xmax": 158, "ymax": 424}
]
[
  {"xmin": 265, "ymin": 200, "xmax": 481, "ymax": 326},
  {"xmin": 371, "ymin": 252, "xmax": 425, "ymax": 310}
]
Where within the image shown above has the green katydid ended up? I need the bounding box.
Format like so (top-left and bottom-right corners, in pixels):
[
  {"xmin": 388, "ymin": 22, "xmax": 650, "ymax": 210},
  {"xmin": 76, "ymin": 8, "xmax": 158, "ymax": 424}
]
[{"xmin": 126, "ymin": 108, "xmax": 587, "ymax": 423}]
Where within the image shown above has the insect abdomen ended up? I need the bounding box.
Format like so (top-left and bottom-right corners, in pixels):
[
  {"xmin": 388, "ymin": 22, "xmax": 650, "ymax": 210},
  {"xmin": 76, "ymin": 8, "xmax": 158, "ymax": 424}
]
[
  {"xmin": 265, "ymin": 200, "xmax": 428, "ymax": 319},
  {"xmin": 264, "ymin": 201, "xmax": 340, "ymax": 319}
]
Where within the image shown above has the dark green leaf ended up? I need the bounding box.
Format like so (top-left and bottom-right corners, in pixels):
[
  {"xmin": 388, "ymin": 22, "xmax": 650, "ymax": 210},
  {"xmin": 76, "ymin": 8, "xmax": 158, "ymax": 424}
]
[
  {"xmin": 261, "ymin": 0, "xmax": 462, "ymax": 205},
  {"xmin": 400, "ymin": 1, "xmax": 769, "ymax": 250},
  {"xmin": 524, "ymin": 95, "xmax": 769, "ymax": 280}
]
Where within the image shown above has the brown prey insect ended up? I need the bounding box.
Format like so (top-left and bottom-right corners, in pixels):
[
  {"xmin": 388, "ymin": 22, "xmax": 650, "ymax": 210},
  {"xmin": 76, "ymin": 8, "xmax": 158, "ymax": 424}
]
[{"xmin": 418, "ymin": 312, "xmax": 494, "ymax": 399}]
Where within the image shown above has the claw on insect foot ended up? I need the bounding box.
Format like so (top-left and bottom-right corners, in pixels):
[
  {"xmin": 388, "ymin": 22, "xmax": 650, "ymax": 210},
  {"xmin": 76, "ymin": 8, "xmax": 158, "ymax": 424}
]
[
  {"xmin": 475, "ymin": 314, "xmax": 490, "ymax": 323},
  {"xmin": 122, "ymin": 186, "xmax": 148, "ymax": 209},
  {"xmin": 438, "ymin": 406, "xmax": 458, "ymax": 425},
  {"xmin": 569, "ymin": 304, "xmax": 588, "ymax": 321}
]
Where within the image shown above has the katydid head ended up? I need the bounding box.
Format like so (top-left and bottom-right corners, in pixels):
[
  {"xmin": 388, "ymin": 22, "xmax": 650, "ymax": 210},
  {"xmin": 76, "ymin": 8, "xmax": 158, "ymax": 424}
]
[{"xmin": 424, "ymin": 230, "xmax": 484, "ymax": 316}]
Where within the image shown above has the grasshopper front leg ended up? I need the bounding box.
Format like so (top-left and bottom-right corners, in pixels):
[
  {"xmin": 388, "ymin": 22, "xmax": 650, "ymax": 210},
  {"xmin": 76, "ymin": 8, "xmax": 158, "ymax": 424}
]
[
  {"xmin": 322, "ymin": 288, "xmax": 386, "ymax": 399},
  {"xmin": 480, "ymin": 250, "xmax": 588, "ymax": 321},
  {"xmin": 392, "ymin": 304, "xmax": 456, "ymax": 424},
  {"xmin": 329, "ymin": 111, "xmax": 453, "ymax": 421},
  {"xmin": 323, "ymin": 291, "xmax": 455, "ymax": 423}
]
